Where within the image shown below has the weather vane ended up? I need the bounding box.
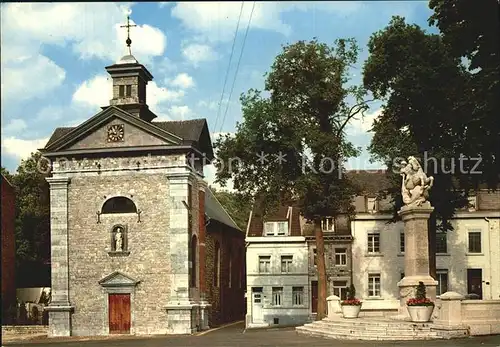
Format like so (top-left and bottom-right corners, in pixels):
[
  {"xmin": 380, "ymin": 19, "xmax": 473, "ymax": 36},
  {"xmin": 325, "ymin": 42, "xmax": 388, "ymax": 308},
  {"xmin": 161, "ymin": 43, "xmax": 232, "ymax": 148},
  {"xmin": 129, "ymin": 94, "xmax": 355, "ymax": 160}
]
[{"xmin": 120, "ymin": 15, "xmax": 137, "ymax": 55}]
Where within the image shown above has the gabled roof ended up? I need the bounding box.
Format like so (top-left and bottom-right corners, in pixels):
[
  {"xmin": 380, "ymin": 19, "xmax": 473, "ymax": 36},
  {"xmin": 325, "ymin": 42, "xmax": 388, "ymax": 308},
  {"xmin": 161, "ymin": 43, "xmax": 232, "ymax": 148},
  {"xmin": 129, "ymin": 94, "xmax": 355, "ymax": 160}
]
[
  {"xmin": 42, "ymin": 106, "xmax": 214, "ymax": 160},
  {"xmin": 43, "ymin": 106, "xmax": 181, "ymax": 152},
  {"xmin": 346, "ymin": 169, "xmax": 391, "ymax": 195},
  {"xmin": 205, "ymin": 187, "xmax": 240, "ymax": 231},
  {"xmin": 246, "ymin": 203, "xmax": 302, "ymax": 237}
]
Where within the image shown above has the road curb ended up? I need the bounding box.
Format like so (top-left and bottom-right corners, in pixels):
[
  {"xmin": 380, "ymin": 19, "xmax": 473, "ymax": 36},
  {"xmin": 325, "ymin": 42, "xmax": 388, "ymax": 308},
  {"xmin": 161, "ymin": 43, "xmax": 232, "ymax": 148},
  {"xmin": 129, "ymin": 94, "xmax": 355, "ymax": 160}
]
[{"xmin": 196, "ymin": 320, "xmax": 244, "ymax": 336}]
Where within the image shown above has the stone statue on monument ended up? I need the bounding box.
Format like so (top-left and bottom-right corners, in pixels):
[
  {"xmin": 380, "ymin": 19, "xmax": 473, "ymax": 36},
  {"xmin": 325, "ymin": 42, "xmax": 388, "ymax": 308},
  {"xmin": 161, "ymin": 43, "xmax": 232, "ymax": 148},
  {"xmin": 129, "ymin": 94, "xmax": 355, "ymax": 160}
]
[{"xmin": 399, "ymin": 156, "xmax": 434, "ymax": 207}]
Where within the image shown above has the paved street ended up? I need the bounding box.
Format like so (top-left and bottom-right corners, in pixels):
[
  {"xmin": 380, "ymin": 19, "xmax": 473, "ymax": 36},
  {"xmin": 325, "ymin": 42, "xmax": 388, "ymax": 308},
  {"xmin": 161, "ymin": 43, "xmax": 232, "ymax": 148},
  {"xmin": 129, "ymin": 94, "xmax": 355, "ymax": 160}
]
[{"xmin": 3, "ymin": 323, "xmax": 500, "ymax": 347}]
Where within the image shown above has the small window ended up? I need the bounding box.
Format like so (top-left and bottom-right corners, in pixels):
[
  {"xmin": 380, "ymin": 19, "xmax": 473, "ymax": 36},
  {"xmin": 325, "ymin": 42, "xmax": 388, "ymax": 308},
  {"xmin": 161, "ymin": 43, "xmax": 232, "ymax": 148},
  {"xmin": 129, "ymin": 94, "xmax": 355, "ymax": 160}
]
[
  {"xmin": 190, "ymin": 235, "xmax": 197, "ymax": 288},
  {"xmin": 214, "ymin": 242, "xmax": 220, "ymax": 287},
  {"xmin": 102, "ymin": 197, "xmax": 137, "ymax": 214},
  {"xmin": 332, "ymin": 281, "xmax": 348, "ymax": 300},
  {"xmin": 312, "ymin": 248, "xmax": 317, "ymax": 267},
  {"xmin": 436, "ymin": 232, "xmax": 447, "ymax": 253},
  {"xmin": 272, "ymin": 287, "xmax": 283, "ymax": 306},
  {"xmin": 119, "ymin": 85, "xmax": 125, "ymax": 97},
  {"xmin": 468, "ymin": 231, "xmax": 481, "ymax": 253},
  {"xmin": 264, "ymin": 221, "xmax": 288, "ymax": 236},
  {"xmin": 437, "ymin": 269, "xmax": 449, "ymax": 296},
  {"xmin": 467, "ymin": 196, "xmax": 477, "ymax": 211},
  {"xmin": 281, "ymin": 255, "xmax": 293, "ymax": 273},
  {"xmin": 400, "ymin": 232, "xmax": 405, "ymax": 253},
  {"xmin": 368, "ymin": 232, "xmax": 380, "ymax": 253},
  {"xmin": 126, "ymin": 85, "xmax": 132, "ymax": 96},
  {"xmin": 321, "ymin": 217, "xmax": 335, "ymax": 232},
  {"xmin": 368, "ymin": 274, "xmax": 381, "ymax": 297},
  {"xmin": 400, "ymin": 272, "xmax": 405, "ymax": 280},
  {"xmin": 334, "ymin": 248, "xmax": 347, "ymax": 265},
  {"xmin": 367, "ymin": 197, "xmax": 378, "ymax": 212},
  {"xmin": 292, "ymin": 287, "xmax": 304, "ymax": 305},
  {"xmin": 259, "ymin": 256, "xmax": 271, "ymax": 273}
]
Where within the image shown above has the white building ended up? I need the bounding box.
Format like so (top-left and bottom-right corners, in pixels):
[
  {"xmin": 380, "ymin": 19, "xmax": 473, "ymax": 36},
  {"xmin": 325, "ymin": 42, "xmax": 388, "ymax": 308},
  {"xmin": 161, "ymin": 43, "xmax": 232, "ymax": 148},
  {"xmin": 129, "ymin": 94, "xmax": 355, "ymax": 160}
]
[
  {"xmin": 350, "ymin": 173, "xmax": 500, "ymax": 314},
  {"xmin": 245, "ymin": 206, "xmax": 310, "ymax": 328}
]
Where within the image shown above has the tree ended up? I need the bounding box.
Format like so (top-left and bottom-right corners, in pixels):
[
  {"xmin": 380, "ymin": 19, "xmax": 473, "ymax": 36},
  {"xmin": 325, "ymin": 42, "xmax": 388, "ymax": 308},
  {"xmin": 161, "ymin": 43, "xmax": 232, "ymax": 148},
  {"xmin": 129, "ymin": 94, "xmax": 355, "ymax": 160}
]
[
  {"xmin": 215, "ymin": 39, "xmax": 368, "ymax": 319},
  {"xmin": 429, "ymin": 0, "xmax": 500, "ymax": 188},
  {"xmin": 210, "ymin": 187, "xmax": 253, "ymax": 230},
  {"xmin": 362, "ymin": 15, "xmax": 496, "ymax": 279},
  {"xmin": 3, "ymin": 153, "xmax": 51, "ymax": 286}
]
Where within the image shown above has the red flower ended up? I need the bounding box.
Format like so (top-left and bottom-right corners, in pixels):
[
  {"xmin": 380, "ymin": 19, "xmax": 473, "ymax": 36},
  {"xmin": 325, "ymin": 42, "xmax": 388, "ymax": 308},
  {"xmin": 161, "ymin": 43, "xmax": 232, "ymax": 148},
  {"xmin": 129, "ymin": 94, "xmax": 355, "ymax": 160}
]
[
  {"xmin": 341, "ymin": 299, "xmax": 362, "ymax": 306},
  {"xmin": 406, "ymin": 298, "xmax": 434, "ymax": 306}
]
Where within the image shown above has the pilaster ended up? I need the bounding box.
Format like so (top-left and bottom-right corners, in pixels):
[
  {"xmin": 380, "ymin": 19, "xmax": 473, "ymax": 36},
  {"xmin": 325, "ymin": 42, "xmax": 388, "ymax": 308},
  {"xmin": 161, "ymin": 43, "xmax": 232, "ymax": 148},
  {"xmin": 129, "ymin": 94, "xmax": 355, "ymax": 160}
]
[
  {"xmin": 45, "ymin": 176, "xmax": 74, "ymax": 337},
  {"xmin": 166, "ymin": 173, "xmax": 196, "ymax": 334},
  {"xmin": 397, "ymin": 203, "xmax": 438, "ymax": 319}
]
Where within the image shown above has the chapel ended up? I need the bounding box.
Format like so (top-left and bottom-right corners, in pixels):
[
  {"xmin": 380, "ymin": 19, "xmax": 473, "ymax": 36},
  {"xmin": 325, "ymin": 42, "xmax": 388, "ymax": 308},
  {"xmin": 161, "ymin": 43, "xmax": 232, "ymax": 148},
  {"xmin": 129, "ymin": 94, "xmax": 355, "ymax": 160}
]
[{"xmin": 41, "ymin": 17, "xmax": 245, "ymax": 336}]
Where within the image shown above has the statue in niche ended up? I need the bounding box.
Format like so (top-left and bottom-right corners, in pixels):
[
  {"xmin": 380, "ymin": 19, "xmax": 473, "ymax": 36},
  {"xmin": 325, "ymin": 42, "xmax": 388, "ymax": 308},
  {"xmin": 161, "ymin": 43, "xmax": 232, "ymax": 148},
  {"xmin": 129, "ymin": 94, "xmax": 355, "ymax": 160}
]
[
  {"xmin": 114, "ymin": 227, "xmax": 123, "ymax": 251},
  {"xmin": 399, "ymin": 156, "xmax": 434, "ymax": 207}
]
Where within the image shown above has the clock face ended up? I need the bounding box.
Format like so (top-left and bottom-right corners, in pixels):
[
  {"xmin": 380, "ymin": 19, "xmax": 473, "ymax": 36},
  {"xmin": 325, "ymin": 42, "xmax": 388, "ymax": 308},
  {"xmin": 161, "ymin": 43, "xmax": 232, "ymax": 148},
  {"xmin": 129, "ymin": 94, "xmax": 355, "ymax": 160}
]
[{"xmin": 107, "ymin": 124, "xmax": 125, "ymax": 142}]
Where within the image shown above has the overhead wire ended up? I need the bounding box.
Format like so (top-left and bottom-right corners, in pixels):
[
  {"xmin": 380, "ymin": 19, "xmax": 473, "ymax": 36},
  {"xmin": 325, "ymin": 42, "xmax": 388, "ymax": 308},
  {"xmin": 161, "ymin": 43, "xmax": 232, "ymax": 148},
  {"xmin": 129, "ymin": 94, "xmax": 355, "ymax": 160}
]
[
  {"xmin": 218, "ymin": 1, "xmax": 256, "ymax": 134},
  {"xmin": 213, "ymin": 1, "xmax": 245, "ymax": 133}
]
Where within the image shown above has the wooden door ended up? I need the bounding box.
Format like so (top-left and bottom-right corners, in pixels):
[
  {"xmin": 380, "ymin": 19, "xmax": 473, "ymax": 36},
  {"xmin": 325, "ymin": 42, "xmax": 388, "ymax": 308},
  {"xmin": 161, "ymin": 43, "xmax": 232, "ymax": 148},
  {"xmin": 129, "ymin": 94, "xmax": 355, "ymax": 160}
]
[
  {"xmin": 311, "ymin": 281, "xmax": 318, "ymax": 313},
  {"xmin": 109, "ymin": 294, "xmax": 131, "ymax": 334},
  {"xmin": 467, "ymin": 269, "xmax": 483, "ymax": 299}
]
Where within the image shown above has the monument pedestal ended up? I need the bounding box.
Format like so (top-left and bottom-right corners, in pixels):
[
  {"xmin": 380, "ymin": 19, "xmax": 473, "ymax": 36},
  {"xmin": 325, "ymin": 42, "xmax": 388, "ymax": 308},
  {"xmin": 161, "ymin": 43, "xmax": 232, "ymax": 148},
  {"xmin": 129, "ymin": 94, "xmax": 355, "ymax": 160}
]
[{"xmin": 396, "ymin": 203, "xmax": 438, "ymax": 320}]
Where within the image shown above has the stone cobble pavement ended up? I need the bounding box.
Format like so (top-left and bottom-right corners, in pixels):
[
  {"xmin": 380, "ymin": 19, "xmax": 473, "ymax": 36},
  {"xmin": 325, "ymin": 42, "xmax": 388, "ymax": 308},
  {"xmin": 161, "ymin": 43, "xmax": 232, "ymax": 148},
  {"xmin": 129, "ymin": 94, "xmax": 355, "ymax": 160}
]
[{"xmin": 2, "ymin": 322, "xmax": 500, "ymax": 347}]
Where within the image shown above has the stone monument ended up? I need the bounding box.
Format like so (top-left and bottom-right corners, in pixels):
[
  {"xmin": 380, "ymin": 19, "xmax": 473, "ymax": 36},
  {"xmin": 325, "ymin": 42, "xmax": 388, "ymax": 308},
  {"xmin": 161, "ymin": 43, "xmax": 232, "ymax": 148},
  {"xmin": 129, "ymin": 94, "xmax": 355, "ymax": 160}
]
[{"xmin": 396, "ymin": 156, "xmax": 438, "ymax": 319}]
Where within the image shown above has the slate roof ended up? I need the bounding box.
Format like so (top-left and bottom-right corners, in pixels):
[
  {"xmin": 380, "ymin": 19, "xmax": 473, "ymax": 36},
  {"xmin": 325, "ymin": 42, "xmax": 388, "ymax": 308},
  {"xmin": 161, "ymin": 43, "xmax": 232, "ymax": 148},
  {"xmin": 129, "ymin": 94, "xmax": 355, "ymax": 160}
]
[
  {"xmin": 246, "ymin": 204, "xmax": 302, "ymax": 237},
  {"xmin": 45, "ymin": 119, "xmax": 208, "ymax": 149},
  {"xmin": 345, "ymin": 169, "xmax": 392, "ymax": 195},
  {"xmin": 205, "ymin": 187, "xmax": 241, "ymax": 231},
  {"xmin": 152, "ymin": 120, "xmax": 207, "ymax": 144}
]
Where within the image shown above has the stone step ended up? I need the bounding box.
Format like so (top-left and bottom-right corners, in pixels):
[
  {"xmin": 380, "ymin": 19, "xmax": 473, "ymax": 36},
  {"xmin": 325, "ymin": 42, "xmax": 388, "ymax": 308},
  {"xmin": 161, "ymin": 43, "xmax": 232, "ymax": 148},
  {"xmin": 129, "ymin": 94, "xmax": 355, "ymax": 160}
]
[
  {"xmin": 314, "ymin": 318, "xmax": 433, "ymax": 329},
  {"xmin": 296, "ymin": 326, "xmax": 444, "ymax": 341},
  {"xmin": 302, "ymin": 324, "xmax": 437, "ymax": 337},
  {"xmin": 311, "ymin": 320, "xmax": 434, "ymax": 333}
]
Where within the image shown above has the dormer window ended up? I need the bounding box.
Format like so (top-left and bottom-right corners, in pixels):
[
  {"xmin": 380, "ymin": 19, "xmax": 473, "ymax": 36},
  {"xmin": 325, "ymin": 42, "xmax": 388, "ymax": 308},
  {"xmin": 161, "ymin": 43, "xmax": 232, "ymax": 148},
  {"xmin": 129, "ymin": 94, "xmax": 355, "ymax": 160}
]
[
  {"xmin": 367, "ymin": 197, "xmax": 378, "ymax": 213},
  {"xmin": 264, "ymin": 221, "xmax": 288, "ymax": 236},
  {"xmin": 321, "ymin": 217, "xmax": 334, "ymax": 232},
  {"xmin": 467, "ymin": 195, "xmax": 477, "ymax": 211}
]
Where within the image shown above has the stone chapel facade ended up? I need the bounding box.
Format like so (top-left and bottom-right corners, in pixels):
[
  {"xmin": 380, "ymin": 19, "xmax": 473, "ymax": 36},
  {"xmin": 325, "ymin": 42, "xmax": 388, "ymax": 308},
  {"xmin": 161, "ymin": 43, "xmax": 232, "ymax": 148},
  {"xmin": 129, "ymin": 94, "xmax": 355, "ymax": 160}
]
[{"xmin": 41, "ymin": 53, "xmax": 245, "ymax": 336}]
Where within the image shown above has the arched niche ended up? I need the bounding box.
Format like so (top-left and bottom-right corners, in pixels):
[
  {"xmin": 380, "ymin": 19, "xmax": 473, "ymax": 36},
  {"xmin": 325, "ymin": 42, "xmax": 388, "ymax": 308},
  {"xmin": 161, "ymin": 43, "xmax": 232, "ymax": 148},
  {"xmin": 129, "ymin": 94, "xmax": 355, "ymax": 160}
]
[{"xmin": 102, "ymin": 196, "xmax": 137, "ymax": 214}]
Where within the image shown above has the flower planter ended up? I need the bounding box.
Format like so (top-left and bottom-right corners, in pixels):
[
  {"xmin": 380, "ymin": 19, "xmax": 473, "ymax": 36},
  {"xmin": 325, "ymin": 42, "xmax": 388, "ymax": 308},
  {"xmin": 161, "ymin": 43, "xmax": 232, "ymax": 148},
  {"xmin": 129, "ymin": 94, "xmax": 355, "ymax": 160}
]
[
  {"xmin": 407, "ymin": 305, "xmax": 434, "ymax": 322},
  {"xmin": 341, "ymin": 304, "xmax": 361, "ymax": 318}
]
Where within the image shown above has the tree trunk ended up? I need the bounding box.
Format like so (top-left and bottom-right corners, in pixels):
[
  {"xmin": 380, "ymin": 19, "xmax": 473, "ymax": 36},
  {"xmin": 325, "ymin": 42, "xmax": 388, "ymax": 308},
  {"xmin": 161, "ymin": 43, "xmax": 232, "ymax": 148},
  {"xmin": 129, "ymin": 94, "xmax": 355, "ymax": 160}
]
[
  {"xmin": 314, "ymin": 219, "xmax": 327, "ymax": 320},
  {"xmin": 428, "ymin": 214, "xmax": 437, "ymax": 280}
]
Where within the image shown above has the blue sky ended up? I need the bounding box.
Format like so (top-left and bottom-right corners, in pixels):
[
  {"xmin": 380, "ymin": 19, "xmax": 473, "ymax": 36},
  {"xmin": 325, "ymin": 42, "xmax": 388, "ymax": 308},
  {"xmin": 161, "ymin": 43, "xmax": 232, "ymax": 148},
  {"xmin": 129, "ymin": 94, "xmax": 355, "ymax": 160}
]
[{"xmin": 1, "ymin": 2, "xmax": 437, "ymax": 186}]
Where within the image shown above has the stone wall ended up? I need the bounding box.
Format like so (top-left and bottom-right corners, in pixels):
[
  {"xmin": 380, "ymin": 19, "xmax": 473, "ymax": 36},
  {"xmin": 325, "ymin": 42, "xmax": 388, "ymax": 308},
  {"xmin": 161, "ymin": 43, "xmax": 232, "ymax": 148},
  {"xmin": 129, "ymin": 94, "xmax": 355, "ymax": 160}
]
[
  {"xmin": 1, "ymin": 176, "xmax": 16, "ymax": 323},
  {"xmin": 205, "ymin": 223, "xmax": 245, "ymax": 327},
  {"xmin": 66, "ymin": 172, "xmax": 171, "ymax": 335},
  {"xmin": 436, "ymin": 292, "xmax": 500, "ymax": 335}
]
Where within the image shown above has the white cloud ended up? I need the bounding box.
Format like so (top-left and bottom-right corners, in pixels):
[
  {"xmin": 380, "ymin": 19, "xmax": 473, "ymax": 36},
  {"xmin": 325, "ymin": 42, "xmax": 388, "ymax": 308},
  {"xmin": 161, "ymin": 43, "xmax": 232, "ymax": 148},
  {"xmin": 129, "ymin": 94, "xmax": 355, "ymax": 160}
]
[
  {"xmin": 1, "ymin": 136, "xmax": 49, "ymax": 160},
  {"xmin": 1, "ymin": 3, "xmax": 166, "ymax": 63},
  {"xmin": 171, "ymin": 2, "xmax": 363, "ymax": 43},
  {"xmin": 182, "ymin": 43, "xmax": 218, "ymax": 66},
  {"xmin": 204, "ymin": 130, "xmax": 236, "ymax": 191},
  {"xmin": 198, "ymin": 100, "xmax": 218, "ymax": 111},
  {"xmin": 2, "ymin": 119, "xmax": 28, "ymax": 134},
  {"xmin": 168, "ymin": 106, "xmax": 194, "ymax": 120},
  {"xmin": 167, "ymin": 73, "xmax": 195, "ymax": 89},
  {"xmin": 346, "ymin": 108, "xmax": 382, "ymax": 136},
  {"xmin": 1, "ymin": 55, "xmax": 66, "ymax": 101}
]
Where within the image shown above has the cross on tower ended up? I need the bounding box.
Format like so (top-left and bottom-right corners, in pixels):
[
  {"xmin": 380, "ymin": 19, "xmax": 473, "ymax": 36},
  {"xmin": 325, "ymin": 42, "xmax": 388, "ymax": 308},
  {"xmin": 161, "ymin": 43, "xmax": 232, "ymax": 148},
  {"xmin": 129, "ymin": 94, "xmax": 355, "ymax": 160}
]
[{"xmin": 120, "ymin": 15, "xmax": 137, "ymax": 55}]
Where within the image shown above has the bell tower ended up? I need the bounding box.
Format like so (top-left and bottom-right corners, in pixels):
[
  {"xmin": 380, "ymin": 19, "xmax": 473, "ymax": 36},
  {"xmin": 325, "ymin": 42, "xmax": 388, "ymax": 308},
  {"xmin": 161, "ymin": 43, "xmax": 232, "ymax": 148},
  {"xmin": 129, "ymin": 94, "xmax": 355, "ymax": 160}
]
[{"xmin": 104, "ymin": 15, "xmax": 156, "ymax": 122}]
